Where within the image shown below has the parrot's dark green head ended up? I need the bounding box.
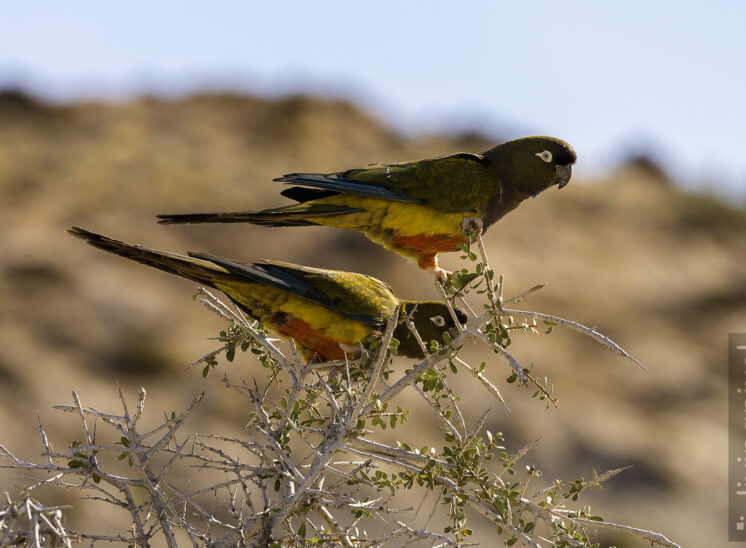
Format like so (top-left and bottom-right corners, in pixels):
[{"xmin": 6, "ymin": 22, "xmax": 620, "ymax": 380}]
[
  {"xmin": 394, "ymin": 301, "xmax": 468, "ymax": 359},
  {"xmin": 484, "ymin": 136, "xmax": 576, "ymax": 197}
]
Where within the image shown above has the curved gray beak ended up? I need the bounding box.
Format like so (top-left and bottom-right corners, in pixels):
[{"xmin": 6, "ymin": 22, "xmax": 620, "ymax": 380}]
[{"xmin": 554, "ymin": 164, "xmax": 572, "ymax": 188}]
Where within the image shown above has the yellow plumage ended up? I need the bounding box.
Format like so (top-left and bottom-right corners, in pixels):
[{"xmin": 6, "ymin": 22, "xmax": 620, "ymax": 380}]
[
  {"xmin": 308, "ymin": 195, "xmax": 466, "ymax": 236},
  {"xmin": 215, "ymin": 280, "xmax": 372, "ymax": 346}
]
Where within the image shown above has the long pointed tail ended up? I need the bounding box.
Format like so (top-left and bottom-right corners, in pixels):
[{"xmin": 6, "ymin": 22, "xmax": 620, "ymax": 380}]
[
  {"xmin": 155, "ymin": 211, "xmax": 292, "ymax": 225},
  {"xmin": 156, "ymin": 203, "xmax": 361, "ymax": 226},
  {"xmin": 67, "ymin": 227, "xmax": 229, "ymax": 288}
]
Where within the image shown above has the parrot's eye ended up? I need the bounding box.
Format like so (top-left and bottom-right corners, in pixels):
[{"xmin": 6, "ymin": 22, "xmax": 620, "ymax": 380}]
[
  {"xmin": 536, "ymin": 150, "xmax": 553, "ymax": 163},
  {"xmin": 429, "ymin": 315, "xmax": 446, "ymax": 327}
]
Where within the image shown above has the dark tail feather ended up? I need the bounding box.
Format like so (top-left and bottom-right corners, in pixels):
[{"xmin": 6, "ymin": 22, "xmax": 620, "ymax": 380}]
[
  {"xmin": 157, "ymin": 204, "xmax": 362, "ymax": 227},
  {"xmin": 155, "ymin": 212, "xmax": 290, "ymax": 225},
  {"xmin": 280, "ymin": 186, "xmax": 337, "ymax": 203},
  {"xmin": 67, "ymin": 226, "xmax": 224, "ymax": 288}
]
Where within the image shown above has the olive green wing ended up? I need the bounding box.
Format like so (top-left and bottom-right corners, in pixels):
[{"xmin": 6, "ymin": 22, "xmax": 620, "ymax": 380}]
[
  {"xmin": 275, "ymin": 153, "xmax": 501, "ymax": 212},
  {"xmin": 189, "ymin": 256, "xmax": 399, "ymax": 325}
]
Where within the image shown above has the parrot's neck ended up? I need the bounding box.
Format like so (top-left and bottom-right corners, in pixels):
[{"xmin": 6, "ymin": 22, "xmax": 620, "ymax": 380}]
[
  {"xmin": 392, "ymin": 322, "xmax": 424, "ymax": 359},
  {"xmin": 481, "ymin": 185, "xmax": 533, "ymax": 233}
]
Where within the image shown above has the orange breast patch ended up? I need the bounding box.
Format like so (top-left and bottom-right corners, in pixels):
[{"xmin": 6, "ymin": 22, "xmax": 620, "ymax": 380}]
[
  {"xmin": 389, "ymin": 233, "xmax": 464, "ymax": 254},
  {"xmin": 277, "ymin": 316, "xmax": 352, "ymax": 361}
]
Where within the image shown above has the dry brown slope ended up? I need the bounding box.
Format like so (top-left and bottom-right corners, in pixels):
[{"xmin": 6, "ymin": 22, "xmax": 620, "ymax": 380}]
[{"xmin": 0, "ymin": 90, "xmax": 743, "ymax": 545}]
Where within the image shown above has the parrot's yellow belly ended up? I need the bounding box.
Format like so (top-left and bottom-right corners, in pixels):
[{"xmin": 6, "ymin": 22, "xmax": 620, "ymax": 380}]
[
  {"xmin": 310, "ymin": 196, "xmax": 470, "ymax": 258},
  {"xmin": 215, "ymin": 280, "xmax": 374, "ymax": 360}
]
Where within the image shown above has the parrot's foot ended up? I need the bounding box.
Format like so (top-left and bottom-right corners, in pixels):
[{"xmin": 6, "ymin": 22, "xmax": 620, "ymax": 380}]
[
  {"xmin": 310, "ymin": 344, "xmax": 364, "ymax": 376},
  {"xmin": 417, "ymin": 254, "xmax": 451, "ymax": 281},
  {"xmin": 339, "ymin": 343, "xmax": 362, "ymax": 355},
  {"xmin": 430, "ymin": 266, "xmax": 451, "ymax": 281}
]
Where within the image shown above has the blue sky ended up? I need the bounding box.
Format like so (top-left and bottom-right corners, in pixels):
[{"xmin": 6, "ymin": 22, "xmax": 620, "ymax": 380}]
[{"xmin": 1, "ymin": 1, "xmax": 744, "ymax": 196}]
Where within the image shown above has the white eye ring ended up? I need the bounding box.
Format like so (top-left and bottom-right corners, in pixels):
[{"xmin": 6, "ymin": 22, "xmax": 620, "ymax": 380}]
[
  {"xmin": 535, "ymin": 150, "xmax": 553, "ymax": 163},
  {"xmin": 429, "ymin": 315, "xmax": 446, "ymax": 327}
]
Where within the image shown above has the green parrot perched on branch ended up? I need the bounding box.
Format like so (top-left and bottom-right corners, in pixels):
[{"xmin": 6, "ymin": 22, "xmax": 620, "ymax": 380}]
[
  {"xmin": 157, "ymin": 136, "xmax": 576, "ymax": 279},
  {"xmin": 68, "ymin": 227, "xmax": 466, "ymax": 362}
]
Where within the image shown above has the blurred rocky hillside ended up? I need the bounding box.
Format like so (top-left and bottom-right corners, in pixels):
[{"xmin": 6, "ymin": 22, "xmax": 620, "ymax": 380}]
[{"xmin": 0, "ymin": 89, "xmax": 743, "ymax": 546}]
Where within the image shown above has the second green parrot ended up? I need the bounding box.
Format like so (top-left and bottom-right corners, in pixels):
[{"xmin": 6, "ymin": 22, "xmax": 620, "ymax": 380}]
[
  {"xmin": 157, "ymin": 136, "xmax": 576, "ymax": 278},
  {"xmin": 68, "ymin": 227, "xmax": 466, "ymax": 362}
]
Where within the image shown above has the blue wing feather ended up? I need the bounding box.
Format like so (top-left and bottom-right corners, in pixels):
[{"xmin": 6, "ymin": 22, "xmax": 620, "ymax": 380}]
[{"xmin": 274, "ymin": 173, "xmax": 423, "ymax": 204}]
